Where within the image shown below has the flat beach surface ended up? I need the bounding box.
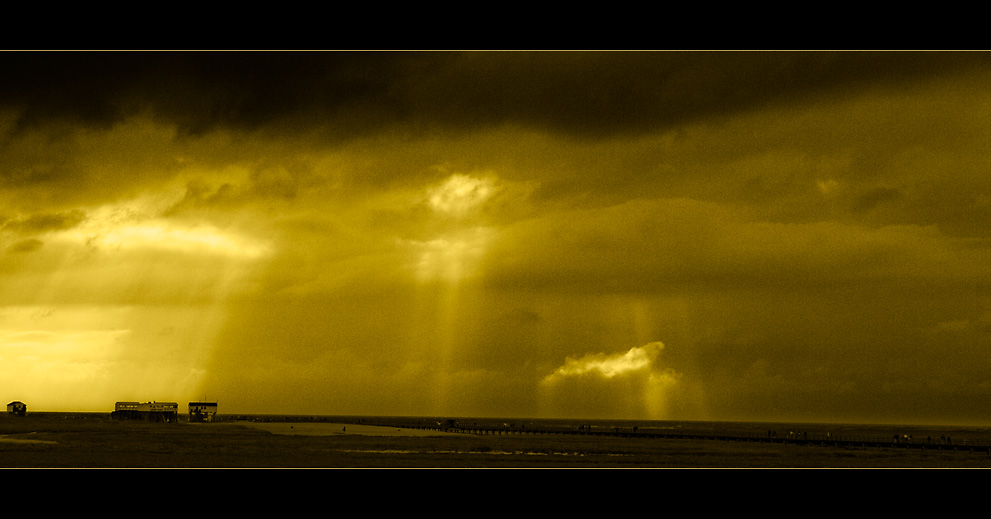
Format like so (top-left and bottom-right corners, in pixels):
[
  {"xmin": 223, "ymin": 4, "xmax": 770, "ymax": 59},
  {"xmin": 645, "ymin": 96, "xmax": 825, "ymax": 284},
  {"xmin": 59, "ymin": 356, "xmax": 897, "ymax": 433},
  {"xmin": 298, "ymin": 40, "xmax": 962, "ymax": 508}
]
[{"xmin": 4, "ymin": 414, "xmax": 991, "ymax": 468}]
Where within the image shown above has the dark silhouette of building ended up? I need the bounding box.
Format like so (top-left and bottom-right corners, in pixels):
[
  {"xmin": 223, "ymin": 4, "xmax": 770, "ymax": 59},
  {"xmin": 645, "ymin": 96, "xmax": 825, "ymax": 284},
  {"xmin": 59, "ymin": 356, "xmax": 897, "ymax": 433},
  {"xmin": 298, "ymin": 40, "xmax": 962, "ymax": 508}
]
[
  {"xmin": 111, "ymin": 401, "xmax": 178, "ymax": 422},
  {"xmin": 188, "ymin": 401, "xmax": 218, "ymax": 422},
  {"xmin": 6, "ymin": 401, "xmax": 26, "ymax": 416}
]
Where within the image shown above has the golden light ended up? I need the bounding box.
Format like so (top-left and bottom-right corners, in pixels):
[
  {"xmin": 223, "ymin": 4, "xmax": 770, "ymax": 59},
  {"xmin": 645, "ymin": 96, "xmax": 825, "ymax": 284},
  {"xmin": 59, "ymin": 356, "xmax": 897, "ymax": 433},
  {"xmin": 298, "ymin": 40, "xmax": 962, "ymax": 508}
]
[
  {"xmin": 0, "ymin": 309, "xmax": 130, "ymax": 411},
  {"xmin": 399, "ymin": 173, "xmax": 502, "ymax": 414},
  {"xmin": 427, "ymin": 173, "xmax": 497, "ymax": 217},
  {"xmin": 59, "ymin": 216, "xmax": 270, "ymax": 260},
  {"xmin": 405, "ymin": 173, "xmax": 501, "ymax": 285},
  {"xmin": 407, "ymin": 227, "xmax": 494, "ymax": 284},
  {"xmin": 0, "ymin": 196, "xmax": 273, "ymax": 411},
  {"xmin": 539, "ymin": 342, "xmax": 681, "ymax": 420},
  {"xmin": 544, "ymin": 341, "xmax": 666, "ymax": 382}
]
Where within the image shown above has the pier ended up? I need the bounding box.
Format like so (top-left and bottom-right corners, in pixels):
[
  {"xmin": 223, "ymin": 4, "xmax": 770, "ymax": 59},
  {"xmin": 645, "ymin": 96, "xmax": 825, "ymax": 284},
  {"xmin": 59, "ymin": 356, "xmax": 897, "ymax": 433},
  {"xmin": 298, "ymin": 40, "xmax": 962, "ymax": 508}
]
[{"xmin": 381, "ymin": 420, "xmax": 991, "ymax": 455}]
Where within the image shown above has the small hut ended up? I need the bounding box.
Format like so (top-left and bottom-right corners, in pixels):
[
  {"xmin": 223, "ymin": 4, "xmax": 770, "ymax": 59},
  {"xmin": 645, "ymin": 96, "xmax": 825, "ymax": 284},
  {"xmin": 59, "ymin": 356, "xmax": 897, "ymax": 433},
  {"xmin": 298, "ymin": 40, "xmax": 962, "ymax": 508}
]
[{"xmin": 6, "ymin": 401, "xmax": 26, "ymax": 416}]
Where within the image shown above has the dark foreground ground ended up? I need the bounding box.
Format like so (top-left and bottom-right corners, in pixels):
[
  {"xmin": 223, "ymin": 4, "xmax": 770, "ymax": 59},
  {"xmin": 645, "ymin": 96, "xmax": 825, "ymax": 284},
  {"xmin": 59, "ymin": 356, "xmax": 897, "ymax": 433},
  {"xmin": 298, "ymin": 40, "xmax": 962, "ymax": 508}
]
[{"xmin": 2, "ymin": 414, "xmax": 991, "ymax": 468}]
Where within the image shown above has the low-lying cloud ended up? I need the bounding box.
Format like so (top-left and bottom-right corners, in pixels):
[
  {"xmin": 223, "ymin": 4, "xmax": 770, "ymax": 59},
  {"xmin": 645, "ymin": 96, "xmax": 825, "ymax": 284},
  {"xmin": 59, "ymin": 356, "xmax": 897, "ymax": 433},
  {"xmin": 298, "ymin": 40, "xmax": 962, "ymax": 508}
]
[{"xmin": 539, "ymin": 342, "xmax": 681, "ymax": 420}]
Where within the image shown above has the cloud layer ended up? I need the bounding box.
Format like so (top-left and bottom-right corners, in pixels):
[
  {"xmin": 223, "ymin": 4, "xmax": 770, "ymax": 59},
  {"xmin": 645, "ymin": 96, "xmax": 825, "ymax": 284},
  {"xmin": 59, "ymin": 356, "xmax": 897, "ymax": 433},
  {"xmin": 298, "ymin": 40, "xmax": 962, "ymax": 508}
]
[{"xmin": 2, "ymin": 52, "xmax": 991, "ymax": 425}]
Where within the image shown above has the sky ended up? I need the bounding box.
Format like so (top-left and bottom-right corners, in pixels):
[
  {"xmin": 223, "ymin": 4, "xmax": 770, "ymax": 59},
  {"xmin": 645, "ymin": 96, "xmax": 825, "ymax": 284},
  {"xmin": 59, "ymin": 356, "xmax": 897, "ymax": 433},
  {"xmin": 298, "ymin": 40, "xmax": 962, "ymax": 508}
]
[{"xmin": 3, "ymin": 51, "xmax": 991, "ymax": 426}]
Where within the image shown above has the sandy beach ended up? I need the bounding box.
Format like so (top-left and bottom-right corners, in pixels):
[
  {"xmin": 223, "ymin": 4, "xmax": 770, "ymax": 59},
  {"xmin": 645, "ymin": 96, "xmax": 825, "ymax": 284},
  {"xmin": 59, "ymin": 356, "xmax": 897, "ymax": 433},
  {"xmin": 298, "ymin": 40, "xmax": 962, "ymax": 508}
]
[
  {"xmin": 0, "ymin": 434, "xmax": 57, "ymax": 445},
  {"xmin": 4, "ymin": 414, "xmax": 991, "ymax": 467}
]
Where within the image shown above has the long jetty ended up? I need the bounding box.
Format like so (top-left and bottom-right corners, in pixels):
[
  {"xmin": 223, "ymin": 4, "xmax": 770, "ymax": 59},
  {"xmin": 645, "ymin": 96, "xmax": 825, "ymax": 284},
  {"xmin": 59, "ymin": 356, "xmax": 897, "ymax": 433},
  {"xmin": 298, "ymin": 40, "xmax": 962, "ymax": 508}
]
[{"xmin": 382, "ymin": 420, "xmax": 991, "ymax": 454}]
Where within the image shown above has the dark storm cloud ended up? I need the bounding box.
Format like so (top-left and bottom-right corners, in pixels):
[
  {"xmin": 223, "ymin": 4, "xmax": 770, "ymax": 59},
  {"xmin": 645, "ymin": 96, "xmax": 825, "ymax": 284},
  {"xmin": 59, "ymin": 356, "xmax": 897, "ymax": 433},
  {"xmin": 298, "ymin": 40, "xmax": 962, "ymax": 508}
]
[
  {"xmin": 0, "ymin": 51, "xmax": 414, "ymax": 135},
  {"xmin": 482, "ymin": 197, "xmax": 991, "ymax": 296},
  {"xmin": 3, "ymin": 51, "xmax": 989, "ymax": 138},
  {"xmin": 399, "ymin": 51, "xmax": 991, "ymax": 137},
  {"xmin": 1, "ymin": 209, "xmax": 86, "ymax": 234}
]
